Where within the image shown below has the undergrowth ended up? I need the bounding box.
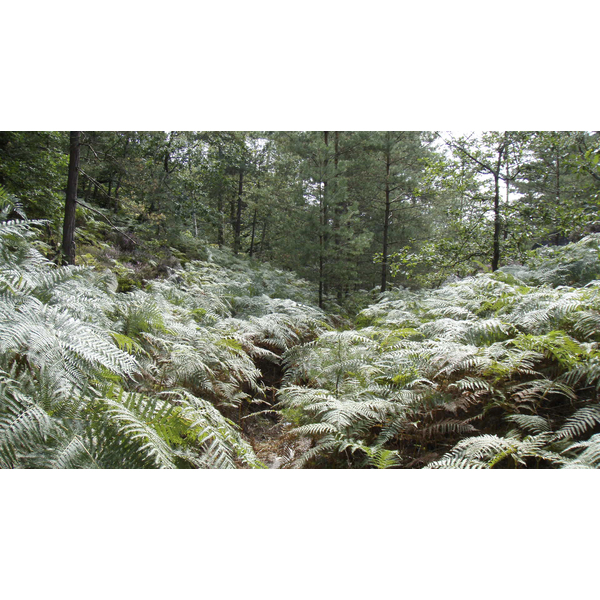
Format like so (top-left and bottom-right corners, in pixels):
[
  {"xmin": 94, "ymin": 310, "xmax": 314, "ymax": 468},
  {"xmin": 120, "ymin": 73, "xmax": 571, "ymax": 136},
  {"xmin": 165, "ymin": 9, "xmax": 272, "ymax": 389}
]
[
  {"xmin": 0, "ymin": 189, "xmax": 327, "ymax": 468},
  {"xmin": 277, "ymin": 235, "xmax": 600, "ymax": 468},
  {"xmin": 4, "ymin": 184, "xmax": 600, "ymax": 469}
]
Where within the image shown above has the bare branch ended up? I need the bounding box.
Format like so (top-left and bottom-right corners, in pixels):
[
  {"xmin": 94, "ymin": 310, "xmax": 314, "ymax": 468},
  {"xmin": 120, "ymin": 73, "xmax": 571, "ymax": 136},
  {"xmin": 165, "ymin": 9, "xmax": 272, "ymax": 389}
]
[{"xmin": 74, "ymin": 197, "xmax": 137, "ymax": 246}]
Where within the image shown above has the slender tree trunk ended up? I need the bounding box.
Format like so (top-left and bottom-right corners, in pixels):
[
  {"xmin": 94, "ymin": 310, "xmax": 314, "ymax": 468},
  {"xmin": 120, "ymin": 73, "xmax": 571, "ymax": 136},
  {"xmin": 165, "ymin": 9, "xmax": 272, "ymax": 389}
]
[
  {"xmin": 113, "ymin": 174, "xmax": 122, "ymax": 213},
  {"xmin": 230, "ymin": 195, "xmax": 236, "ymax": 231},
  {"xmin": 491, "ymin": 138, "xmax": 507, "ymax": 271},
  {"xmin": 333, "ymin": 131, "xmax": 344, "ymax": 303},
  {"xmin": 62, "ymin": 131, "xmax": 80, "ymax": 265},
  {"xmin": 504, "ymin": 149, "xmax": 510, "ymax": 240},
  {"xmin": 452, "ymin": 135, "xmax": 507, "ymax": 273},
  {"xmin": 554, "ymin": 143, "xmax": 561, "ymax": 245},
  {"xmin": 217, "ymin": 187, "xmax": 224, "ymax": 247},
  {"xmin": 555, "ymin": 145, "xmax": 560, "ymax": 204},
  {"xmin": 492, "ymin": 173, "xmax": 501, "ymax": 271},
  {"xmin": 381, "ymin": 141, "xmax": 391, "ymax": 292},
  {"xmin": 318, "ymin": 132, "xmax": 329, "ymax": 309},
  {"xmin": 113, "ymin": 136, "xmax": 128, "ymax": 213},
  {"xmin": 234, "ymin": 169, "xmax": 244, "ymax": 254},
  {"xmin": 318, "ymin": 179, "xmax": 324, "ymax": 308},
  {"xmin": 258, "ymin": 219, "xmax": 267, "ymax": 258},
  {"xmin": 249, "ymin": 208, "xmax": 257, "ymax": 257},
  {"xmin": 81, "ymin": 177, "xmax": 90, "ymax": 202},
  {"xmin": 84, "ymin": 179, "xmax": 92, "ymax": 202},
  {"xmin": 322, "ymin": 131, "xmax": 329, "ymax": 299}
]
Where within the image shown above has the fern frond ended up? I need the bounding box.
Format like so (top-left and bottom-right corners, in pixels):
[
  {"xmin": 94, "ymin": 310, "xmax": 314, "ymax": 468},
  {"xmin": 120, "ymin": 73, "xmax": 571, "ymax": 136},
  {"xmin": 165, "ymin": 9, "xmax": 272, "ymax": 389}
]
[
  {"xmin": 555, "ymin": 404, "xmax": 600, "ymax": 440},
  {"xmin": 505, "ymin": 414, "xmax": 551, "ymax": 435}
]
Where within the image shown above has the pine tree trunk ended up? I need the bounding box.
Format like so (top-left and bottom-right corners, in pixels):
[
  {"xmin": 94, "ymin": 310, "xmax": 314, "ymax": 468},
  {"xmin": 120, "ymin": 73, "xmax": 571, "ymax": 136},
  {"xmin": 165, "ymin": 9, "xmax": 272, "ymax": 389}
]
[
  {"xmin": 381, "ymin": 142, "xmax": 391, "ymax": 292},
  {"xmin": 62, "ymin": 131, "xmax": 80, "ymax": 265},
  {"xmin": 322, "ymin": 131, "xmax": 329, "ymax": 299},
  {"xmin": 491, "ymin": 138, "xmax": 507, "ymax": 272},
  {"xmin": 333, "ymin": 131, "xmax": 344, "ymax": 303},
  {"xmin": 217, "ymin": 187, "xmax": 224, "ymax": 247},
  {"xmin": 555, "ymin": 143, "xmax": 561, "ymax": 245},
  {"xmin": 259, "ymin": 219, "xmax": 267, "ymax": 258},
  {"xmin": 319, "ymin": 178, "xmax": 324, "ymax": 308},
  {"xmin": 249, "ymin": 208, "xmax": 257, "ymax": 257},
  {"xmin": 234, "ymin": 169, "xmax": 244, "ymax": 254},
  {"xmin": 113, "ymin": 174, "xmax": 122, "ymax": 213},
  {"xmin": 504, "ymin": 150, "xmax": 510, "ymax": 240},
  {"xmin": 492, "ymin": 173, "xmax": 501, "ymax": 272},
  {"xmin": 318, "ymin": 132, "xmax": 330, "ymax": 309},
  {"xmin": 81, "ymin": 178, "xmax": 89, "ymax": 202}
]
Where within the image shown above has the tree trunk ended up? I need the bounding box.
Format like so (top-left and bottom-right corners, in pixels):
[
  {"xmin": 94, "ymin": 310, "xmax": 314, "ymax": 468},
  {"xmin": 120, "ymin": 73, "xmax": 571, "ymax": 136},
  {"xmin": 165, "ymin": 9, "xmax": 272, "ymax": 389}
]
[
  {"xmin": 322, "ymin": 131, "xmax": 330, "ymax": 301},
  {"xmin": 258, "ymin": 219, "xmax": 267, "ymax": 258},
  {"xmin": 381, "ymin": 140, "xmax": 391, "ymax": 292},
  {"xmin": 491, "ymin": 138, "xmax": 507, "ymax": 271},
  {"xmin": 554, "ymin": 143, "xmax": 561, "ymax": 245},
  {"xmin": 217, "ymin": 187, "xmax": 224, "ymax": 247},
  {"xmin": 249, "ymin": 208, "xmax": 257, "ymax": 257},
  {"xmin": 62, "ymin": 131, "xmax": 80, "ymax": 265},
  {"xmin": 492, "ymin": 173, "xmax": 501, "ymax": 272},
  {"xmin": 234, "ymin": 169, "xmax": 244, "ymax": 254},
  {"xmin": 81, "ymin": 177, "xmax": 90, "ymax": 203},
  {"xmin": 319, "ymin": 176, "xmax": 324, "ymax": 308},
  {"xmin": 113, "ymin": 174, "xmax": 122, "ymax": 213},
  {"xmin": 333, "ymin": 131, "xmax": 344, "ymax": 303},
  {"xmin": 504, "ymin": 148, "xmax": 510, "ymax": 240}
]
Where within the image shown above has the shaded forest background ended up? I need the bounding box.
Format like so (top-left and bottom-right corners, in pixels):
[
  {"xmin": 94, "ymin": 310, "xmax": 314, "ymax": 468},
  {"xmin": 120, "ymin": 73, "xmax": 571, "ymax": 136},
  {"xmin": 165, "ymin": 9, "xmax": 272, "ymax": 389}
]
[{"xmin": 3, "ymin": 131, "xmax": 599, "ymax": 308}]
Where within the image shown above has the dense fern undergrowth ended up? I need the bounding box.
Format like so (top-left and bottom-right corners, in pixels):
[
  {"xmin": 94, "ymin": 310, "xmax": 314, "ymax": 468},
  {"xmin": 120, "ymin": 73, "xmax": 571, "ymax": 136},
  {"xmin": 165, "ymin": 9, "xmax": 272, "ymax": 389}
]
[
  {"xmin": 278, "ymin": 234, "xmax": 600, "ymax": 468},
  {"xmin": 3, "ymin": 191, "xmax": 600, "ymax": 468},
  {"xmin": 0, "ymin": 192, "xmax": 328, "ymax": 468}
]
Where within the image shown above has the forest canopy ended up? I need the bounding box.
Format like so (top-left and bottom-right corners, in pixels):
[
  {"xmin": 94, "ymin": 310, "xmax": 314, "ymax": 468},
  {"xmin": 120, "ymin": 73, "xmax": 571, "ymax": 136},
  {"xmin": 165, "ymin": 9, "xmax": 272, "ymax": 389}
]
[{"xmin": 1, "ymin": 130, "xmax": 600, "ymax": 469}]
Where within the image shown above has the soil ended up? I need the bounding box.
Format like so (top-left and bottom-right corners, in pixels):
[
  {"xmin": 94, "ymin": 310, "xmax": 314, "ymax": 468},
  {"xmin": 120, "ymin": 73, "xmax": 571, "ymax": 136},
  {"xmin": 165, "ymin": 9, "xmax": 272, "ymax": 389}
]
[{"xmin": 242, "ymin": 413, "xmax": 311, "ymax": 468}]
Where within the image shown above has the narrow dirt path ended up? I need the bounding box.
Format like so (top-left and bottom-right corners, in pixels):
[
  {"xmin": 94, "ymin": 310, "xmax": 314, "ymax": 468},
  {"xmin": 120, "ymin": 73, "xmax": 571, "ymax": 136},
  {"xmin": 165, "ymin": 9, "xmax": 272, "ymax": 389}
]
[{"xmin": 243, "ymin": 415, "xmax": 311, "ymax": 468}]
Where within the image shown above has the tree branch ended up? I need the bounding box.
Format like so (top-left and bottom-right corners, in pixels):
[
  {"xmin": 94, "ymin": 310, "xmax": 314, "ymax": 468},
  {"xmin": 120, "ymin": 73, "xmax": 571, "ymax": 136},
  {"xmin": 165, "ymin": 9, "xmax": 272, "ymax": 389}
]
[{"xmin": 74, "ymin": 198, "xmax": 137, "ymax": 246}]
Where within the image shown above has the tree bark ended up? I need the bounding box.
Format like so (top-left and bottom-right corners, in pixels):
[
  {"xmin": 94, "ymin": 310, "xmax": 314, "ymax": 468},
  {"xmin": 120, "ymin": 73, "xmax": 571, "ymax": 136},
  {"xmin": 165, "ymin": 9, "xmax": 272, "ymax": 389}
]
[
  {"xmin": 258, "ymin": 219, "xmax": 267, "ymax": 258},
  {"xmin": 492, "ymin": 173, "xmax": 501, "ymax": 271},
  {"xmin": 234, "ymin": 169, "xmax": 244, "ymax": 254},
  {"xmin": 217, "ymin": 144, "xmax": 225, "ymax": 247},
  {"xmin": 113, "ymin": 174, "xmax": 122, "ymax": 213},
  {"xmin": 249, "ymin": 208, "xmax": 257, "ymax": 257},
  {"xmin": 333, "ymin": 131, "xmax": 344, "ymax": 303},
  {"xmin": 318, "ymin": 175, "xmax": 324, "ymax": 308},
  {"xmin": 491, "ymin": 137, "xmax": 508, "ymax": 271},
  {"xmin": 554, "ymin": 143, "xmax": 561, "ymax": 245},
  {"xmin": 217, "ymin": 187, "xmax": 224, "ymax": 247},
  {"xmin": 320, "ymin": 131, "xmax": 330, "ymax": 304},
  {"xmin": 381, "ymin": 137, "xmax": 391, "ymax": 292},
  {"xmin": 452, "ymin": 135, "xmax": 507, "ymax": 272},
  {"xmin": 62, "ymin": 131, "xmax": 80, "ymax": 265}
]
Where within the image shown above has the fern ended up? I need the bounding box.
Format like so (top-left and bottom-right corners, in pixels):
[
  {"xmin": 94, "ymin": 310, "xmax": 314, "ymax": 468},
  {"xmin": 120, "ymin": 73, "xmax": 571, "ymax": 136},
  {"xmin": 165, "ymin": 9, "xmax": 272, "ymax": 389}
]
[{"xmin": 554, "ymin": 404, "xmax": 600, "ymax": 440}]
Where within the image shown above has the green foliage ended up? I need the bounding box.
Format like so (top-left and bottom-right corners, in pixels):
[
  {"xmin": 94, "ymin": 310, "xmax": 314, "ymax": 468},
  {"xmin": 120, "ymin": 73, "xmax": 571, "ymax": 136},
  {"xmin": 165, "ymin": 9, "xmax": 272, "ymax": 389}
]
[
  {"xmin": 503, "ymin": 233, "xmax": 600, "ymax": 287},
  {"xmin": 277, "ymin": 238, "xmax": 600, "ymax": 467},
  {"xmin": 0, "ymin": 200, "xmax": 327, "ymax": 468},
  {"xmin": 4, "ymin": 130, "xmax": 600, "ymax": 469}
]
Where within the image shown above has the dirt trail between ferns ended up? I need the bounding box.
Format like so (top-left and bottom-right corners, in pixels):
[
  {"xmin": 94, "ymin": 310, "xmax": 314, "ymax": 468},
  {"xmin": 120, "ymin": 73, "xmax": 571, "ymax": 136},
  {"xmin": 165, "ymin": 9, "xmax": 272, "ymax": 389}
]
[{"xmin": 243, "ymin": 416, "xmax": 311, "ymax": 468}]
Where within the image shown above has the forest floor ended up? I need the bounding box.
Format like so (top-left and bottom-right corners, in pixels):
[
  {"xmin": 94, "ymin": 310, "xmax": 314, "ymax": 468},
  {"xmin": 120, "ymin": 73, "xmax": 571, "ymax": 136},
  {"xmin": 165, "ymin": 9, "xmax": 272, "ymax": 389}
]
[{"xmin": 243, "ymin": 415, "xmax": 311, "ymax": 468}]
